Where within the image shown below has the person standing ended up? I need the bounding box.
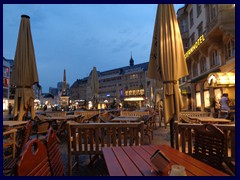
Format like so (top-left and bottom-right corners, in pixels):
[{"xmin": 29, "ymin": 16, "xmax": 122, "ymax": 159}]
[
  {"xmin": 219, "ymin": 93, "xmax": 230, "ymax": 111},
  {"xmin": 8, "ymin": 103, "xmax": 13, "ymax": 115}
]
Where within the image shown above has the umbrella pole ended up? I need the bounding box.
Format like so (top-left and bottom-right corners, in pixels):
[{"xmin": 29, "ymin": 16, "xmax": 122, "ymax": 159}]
[{"xmin": 170, "ymin": 117, "xmax": 175, "ymax": 147}]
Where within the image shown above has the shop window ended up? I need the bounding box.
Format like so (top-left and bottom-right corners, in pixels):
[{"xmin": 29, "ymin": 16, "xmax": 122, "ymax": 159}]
[
  {"xmin": 204, "ymin": 90, "xmax": 210, "ymax": 107},
  {"xmin": 196, "ymin": 92, "xmax": 201, "ymax": 108},
  {"xmin": 210, "ymin": 49, "xmax": 219, "ymax": 67},
  {"xmin": 225, "ymin": 39, "xmax": 235, "ymax": 60}
]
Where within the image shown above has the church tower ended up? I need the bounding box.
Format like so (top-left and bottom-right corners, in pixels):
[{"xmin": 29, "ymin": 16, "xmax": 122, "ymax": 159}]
[{"xmin": 62, "ymin": 69, "xmax": 67, "ymax": 96}]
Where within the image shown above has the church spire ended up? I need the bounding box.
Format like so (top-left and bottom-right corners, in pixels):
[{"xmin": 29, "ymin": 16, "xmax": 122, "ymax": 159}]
[{"xmin": 129, "ymin": 51, "xmax": 134, "ymax": 66}]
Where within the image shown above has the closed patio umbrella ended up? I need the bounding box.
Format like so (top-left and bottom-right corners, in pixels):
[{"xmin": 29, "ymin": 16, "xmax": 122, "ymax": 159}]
[
  {"xmin": 11, "ymin": 15, "xmax": 39, "ymax": 121},
  {"xmin": 89, "ymin": 67, "xmax": 99, "ymax": 109},
  {"xmin": 148, "ymin": 4, "xmax": 188, "ymax": 146}
]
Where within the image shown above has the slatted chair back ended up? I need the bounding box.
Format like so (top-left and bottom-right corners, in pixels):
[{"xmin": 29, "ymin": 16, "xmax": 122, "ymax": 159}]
[
  {"xmin": 3, "ymin": 128, "xmax": 18, "ymax": 160},
  {"xmin": 45, "ymin": 127, "xmax": 64, "ymax": 176},
  {"xmin": 16, "ymin": 120, "xmax": 32, "ymax": 156},
  {"xmin": 193, "ymin": 124, "xmax": 225, "ymax": 170},
  {"xmin": 3, "ymin": 121, "xmax": 32, "ymax": 176},
  {"xmin": 32, "ymin": 116, "xmax": 51, "ymax": 140},
  {"xmin": 120, "ymin": 111, "xmax": 149, "ymax": 117},
  {"xmin": 67, "ymin": 121, "xmax": 144, "ymax": 175},
  {"xmin": 74, "ymin": 110, "xmax": 100, "ymax": 120},
  {"xmin": 16, "ymin": 139, "xmax": 51, "ymax": 176},
  {"xmin": 180, "ymin": 115, "xmax": 191, "ymax": 123}
]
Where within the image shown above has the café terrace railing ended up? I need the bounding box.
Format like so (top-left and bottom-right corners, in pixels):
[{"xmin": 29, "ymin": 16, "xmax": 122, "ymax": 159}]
[{"xmin": 174, "ymin": 122, "xmax": 235, "ymax": 160}]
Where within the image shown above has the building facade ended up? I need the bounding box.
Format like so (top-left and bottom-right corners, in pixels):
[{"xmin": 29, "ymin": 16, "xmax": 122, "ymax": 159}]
[
  {"xmin": 177, "ymin": 4, "xmax": 235, "ymax": 112},
  {"xmin": 70, "ymin": 56, "xmax": 153, "ymax": 109},
  {"xmin": 3, "ymin": 57, "xmax": 43, "ymax": 111},
  {"xmin": 3, "ymin": 57, "xmax": 11, "ymax": 110}
]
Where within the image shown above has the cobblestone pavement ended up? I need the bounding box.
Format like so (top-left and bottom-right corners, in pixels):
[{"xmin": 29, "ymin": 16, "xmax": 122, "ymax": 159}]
[{"xmin": 59, "ymin": 120, "xmax": 170, "ymax": 176}]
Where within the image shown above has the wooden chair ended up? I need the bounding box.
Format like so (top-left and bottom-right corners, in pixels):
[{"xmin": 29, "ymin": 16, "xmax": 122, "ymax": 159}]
[
  {"xmin": 3, "ymin": 121, "xmax": 32, "ymax": 176},
  {"xmin": 67, "ymin": 121, "xmax": 144, "ymax": 175},
  {"xmin": 45, "ymin": 127, "xmax": 65, "ymax": 176},
  {"xmin": 32, "ymin": 115, "xmax": 51, "ymax": 140},
  {"xmin": 16, "ymin": 139, "xmax": 51, "ymax": 176},
  {"xmin": 193, "ymin": 124, "xmax": 235, "ymax": 175},
  {"xmin": 3, "ymin": 128, "xmax": 17, "ymax": 160},
  {"xmin": 98, "ymin": 112, "xmax": 113, "ymax": 123},
  {"xmin": 141, "ymin": 115, "xmax": 154, "ymax": 144}
]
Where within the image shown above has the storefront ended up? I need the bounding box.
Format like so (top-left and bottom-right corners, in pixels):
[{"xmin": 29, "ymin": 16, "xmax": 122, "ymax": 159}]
[{"xmin": 207, "ymin": 72, "xmax": 235, "ymax": 109}]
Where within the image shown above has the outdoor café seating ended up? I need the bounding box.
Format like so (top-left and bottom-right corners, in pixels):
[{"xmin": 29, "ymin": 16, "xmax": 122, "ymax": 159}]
[
  {"xmin": 31, "ymin": 115, "xmax": 51, "ymax": 140},
  {"xmin": 15, "ymin": 127, "xmax": 64, "ymax": 176},
  {"xmin": 192, "ymin": 124, "xmax": 235, "ymax": 175},
  {"xmin": 67, "ymin": 121, "xmax": 144, "ymax": 176},
  {"xmin": 3, "ymin": 120, "xmax": 32, "ymax": 176}
]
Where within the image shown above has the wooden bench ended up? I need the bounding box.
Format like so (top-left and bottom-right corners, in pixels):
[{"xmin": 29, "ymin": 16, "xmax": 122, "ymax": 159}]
[{"xmin": 67, "ymin": 121, "xmax": 144, "ymax": 176}]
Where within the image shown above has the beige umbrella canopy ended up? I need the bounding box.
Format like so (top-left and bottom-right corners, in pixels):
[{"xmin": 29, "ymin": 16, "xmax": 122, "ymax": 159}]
[
  {"xmin": 148, "ymin": 4, "xmax": 188, "ymax": 145},
  {"xmin": 89, "ymin": 67, "xmax": 99, "ymax": 109},
  {"xmin": 11, "ymin": 15, "xmax": 39, "ymax": 121}
]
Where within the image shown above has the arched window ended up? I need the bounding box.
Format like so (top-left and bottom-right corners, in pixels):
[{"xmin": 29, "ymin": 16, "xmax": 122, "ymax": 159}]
[
  {"xmin": 225, "ymin": 39, "xmax": 235, "ymax": 60},
  {"xmin": 210, "ymin": 49, "xmax": 219, "ymax": 67},
  {"xmin": 200, "ymin": 57, "xmax": 207, "ymax": 73},
  {"xmin": 192, "ymin": 62, "xmax": 198, "ymax": 77}
]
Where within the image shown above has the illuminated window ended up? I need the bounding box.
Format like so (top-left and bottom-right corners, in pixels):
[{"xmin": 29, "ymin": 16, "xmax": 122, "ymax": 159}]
[
  {"xmin": 196, "ymin": 92, "xmax": 201, "ymax": 108},
  {"xmin": 204, "ymin": 90, "xmax": 210, "ymax": 107}
]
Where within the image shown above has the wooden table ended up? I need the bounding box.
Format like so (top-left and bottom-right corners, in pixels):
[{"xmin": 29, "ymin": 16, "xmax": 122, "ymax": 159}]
[
  {"xmin": 102, "ymin": 144, "xmax": 228, "ymax": 176},
  {"xmin": 188, "ymin": 116, "xmax": 231, "ymax": 124},
  {"xmin": 111, "ymin": 116, "xmax": 140, "ymax": 122},
  {"xmin": 3, "ymin": 120, "xmax": 28, "ymax": 130}
]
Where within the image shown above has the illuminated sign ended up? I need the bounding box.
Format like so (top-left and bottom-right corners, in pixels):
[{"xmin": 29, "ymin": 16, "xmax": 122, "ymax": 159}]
[{"xmin": 184, "ymin": 34, "xmax": 205, "ymax": 59}]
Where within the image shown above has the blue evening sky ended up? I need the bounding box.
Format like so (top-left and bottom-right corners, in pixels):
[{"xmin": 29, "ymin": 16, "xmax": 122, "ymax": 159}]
[{"xmin": 3, "ymin": 4, "xmax": 184, "ymax": 92}]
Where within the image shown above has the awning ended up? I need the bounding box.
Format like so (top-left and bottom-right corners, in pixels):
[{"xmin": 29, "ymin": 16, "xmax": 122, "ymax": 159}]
[
  {"xmin": 207, "ymin": 72, "xmax": 235, "ymax": 87},
  {"xmin": 124, "ymin": 97, "xmax": 144, "ymax": 101}
]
